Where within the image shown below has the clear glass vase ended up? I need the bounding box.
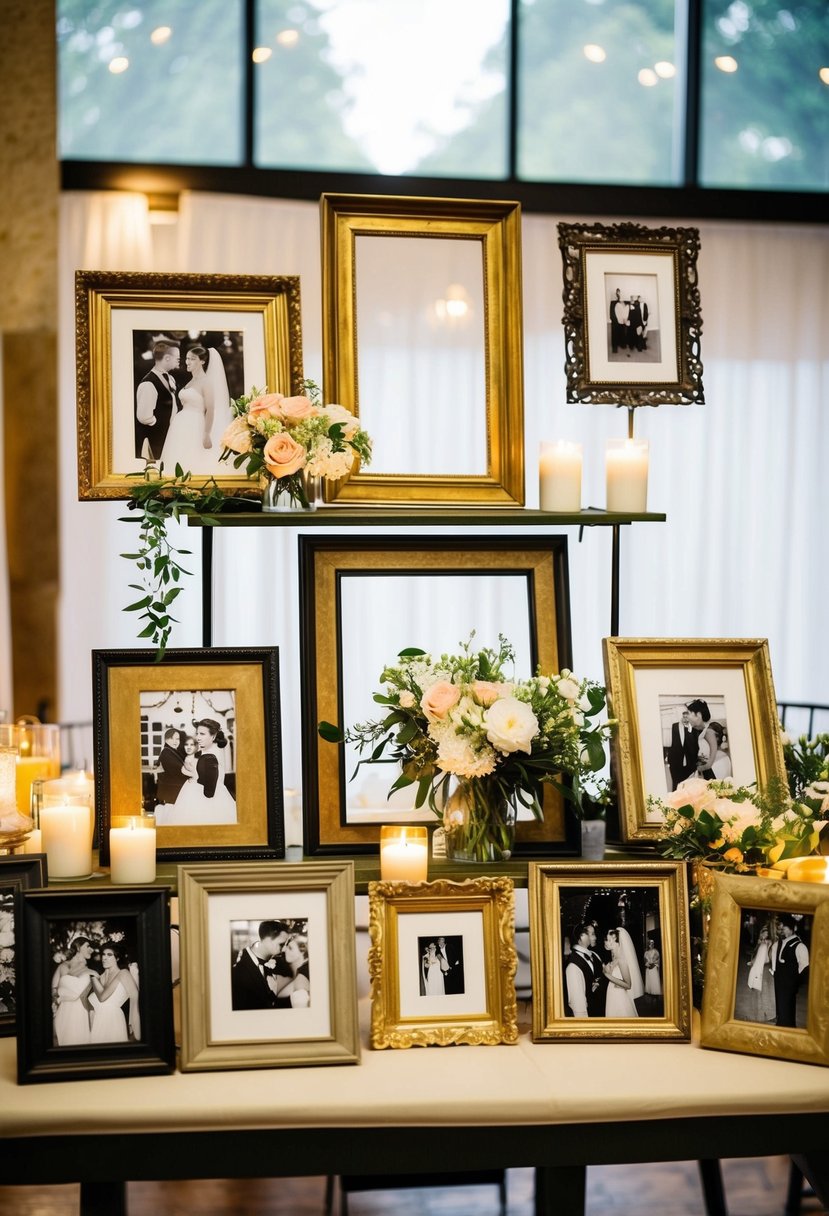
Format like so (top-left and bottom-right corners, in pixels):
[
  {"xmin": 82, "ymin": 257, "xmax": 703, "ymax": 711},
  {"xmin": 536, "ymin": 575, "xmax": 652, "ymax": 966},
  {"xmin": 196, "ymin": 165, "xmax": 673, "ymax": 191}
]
[
  {"xmin": 443, "ymin": 777, "xmax": 517, "ymax": 863},
  {"xmin": 261, "ymin": 468, "xmax": 321, "ymax": 513}
]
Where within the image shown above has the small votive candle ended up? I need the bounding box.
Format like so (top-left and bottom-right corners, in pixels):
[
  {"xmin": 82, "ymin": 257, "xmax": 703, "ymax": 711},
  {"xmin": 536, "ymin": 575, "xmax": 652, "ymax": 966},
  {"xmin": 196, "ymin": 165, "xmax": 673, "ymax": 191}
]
[
  {"xmin": 605, "ymin": 438, "xmax": 649, "ymax": 513},
  {"xmin": 539, "ymin": 441, "xmax": 582, "ymax": 512},
  {"xmin": 110, "ymin": 817, "xmax": 157, "ymax": 884},
  {"xmin": 380, "ymin": 825, "xmax": 428, "ymax": 882},
  {"xmin": 785, "ymin": 856, "xmax": 829, "ymax": 884},
  {"xmin": 41, "ymin": 800, "xmax": 94, "ymax": 880}
]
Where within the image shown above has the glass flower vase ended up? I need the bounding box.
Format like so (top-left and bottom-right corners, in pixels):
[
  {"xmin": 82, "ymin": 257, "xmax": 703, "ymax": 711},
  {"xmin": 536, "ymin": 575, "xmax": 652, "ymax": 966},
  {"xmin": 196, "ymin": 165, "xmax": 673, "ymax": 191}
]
[
  {"xmin": 261, "ymin": 468, "xmax": 321, "ymax": 513},
  {"xmin": 443, "ymin": 776, "xmax": 517, "ymax": 863}
]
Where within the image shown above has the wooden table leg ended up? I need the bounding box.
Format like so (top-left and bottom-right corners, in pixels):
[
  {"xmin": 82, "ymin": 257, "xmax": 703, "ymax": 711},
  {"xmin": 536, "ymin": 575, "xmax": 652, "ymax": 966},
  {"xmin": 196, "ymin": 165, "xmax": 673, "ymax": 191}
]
[
  {"xmin": 793, "ymin": 1155, "xmax": 829, "ymax": 1211},
  {"xmin": 535, "ymin": 1166, "xmax": 586, "ymax": 1216},
  {"xmin": 80, "ymin": 1180, "xmax": 127, "ymax": 1216}
]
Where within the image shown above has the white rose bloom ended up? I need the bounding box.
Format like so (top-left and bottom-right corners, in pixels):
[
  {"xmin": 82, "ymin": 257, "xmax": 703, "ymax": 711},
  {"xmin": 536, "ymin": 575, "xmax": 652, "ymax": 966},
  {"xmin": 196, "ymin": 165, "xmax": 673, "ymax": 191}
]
[
  {"xmin": 557, "ymin": 677, "xmax": 580, "ymax": 702},
  {"xmin": 398, "ymin": 690, "xmax": 416, "ymax": 708},
  {"xmin": 484, "ymin": 697, "xmax": 539, "ymax": 755}
]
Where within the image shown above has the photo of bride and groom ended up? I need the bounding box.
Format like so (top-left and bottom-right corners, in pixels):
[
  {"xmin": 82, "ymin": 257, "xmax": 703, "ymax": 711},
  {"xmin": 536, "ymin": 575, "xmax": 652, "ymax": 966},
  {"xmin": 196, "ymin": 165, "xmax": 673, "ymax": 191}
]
[
  {"xmin": 661, "ymin": 695, "xmax": 731, "ymax": 793},
  {"xmin": 561, "ymin": 887, "xmax": 664, "ymax": 1020},
  {"xmin": 132, "ymin": 329, "xmax": 244, "ymax": 476},
  {"xmin": 418, "ymin": 935, "xmax": 465, "ymax": 997},
  {"xmin": 141, "ymin": 689, "xmax": 237, "ymax": 827}
]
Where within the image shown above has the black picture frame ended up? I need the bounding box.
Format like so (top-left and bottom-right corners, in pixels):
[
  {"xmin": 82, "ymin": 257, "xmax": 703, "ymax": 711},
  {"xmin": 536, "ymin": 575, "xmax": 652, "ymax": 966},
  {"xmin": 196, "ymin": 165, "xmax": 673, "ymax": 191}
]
[
  {"xmin": 558, "ymin": 221, "xmax": 703, "ymax": 407},
  {"xmin": 16, "ymin": 887, "xmax": 175, "ymax": 1083},
  {"xmin": 92, "ymin": 647, "xmax": 284, "ymax": 864},
  {"xmin": 299, "ymin": 535, "xmax": 575, "ymax": 856},
  {"xmin": 0, "ymin": 855, "xmax": 48, "ymax": 1037}
]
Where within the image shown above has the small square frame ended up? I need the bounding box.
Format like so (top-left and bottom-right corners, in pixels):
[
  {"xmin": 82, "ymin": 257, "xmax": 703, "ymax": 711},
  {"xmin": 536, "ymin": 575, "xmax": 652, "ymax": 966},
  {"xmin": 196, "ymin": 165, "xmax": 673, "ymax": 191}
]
[
  {"xmin": 528, "ymin": 860, "xmax": 692, "ymax": 1041},
  {"xmin": 16, "ymin": 886, "xmax": 174, "ymax": 1083},
  {"xmin": 0, "ymin": 855, "xmax": 48, "ymax": 1037},
  {"xmin": 701, "ymin": 871, "xmax": 829, "ymax": 1067},
  {"xmin": 177, "ymin": 860, "xmax": 360, "ymax": 1071},
  {"xmin": 368, "ymin": 876, "xmax": 518, "ymax": 1048},
  {"xmin": 93, "ymin": 647, "xmax": 284, "ymax": 864}
]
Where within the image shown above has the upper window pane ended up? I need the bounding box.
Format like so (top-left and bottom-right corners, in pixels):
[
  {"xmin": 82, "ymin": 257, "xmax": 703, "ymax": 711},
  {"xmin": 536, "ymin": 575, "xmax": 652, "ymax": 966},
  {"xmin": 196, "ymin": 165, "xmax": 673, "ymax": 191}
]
[
  {"xmin": 517, "ymin": 0, "xmax": 681, "ymax": 186},
  {"xmin": 700, "ymin": 1, "xmax": 829, "ymax": 192},
  {"xmin": 253, "ymin": 0, "xmax": 509, "ymax": 177},
  {"xmin": 57, "ymin": 1, "xmax": 244, "ymax": 164}
]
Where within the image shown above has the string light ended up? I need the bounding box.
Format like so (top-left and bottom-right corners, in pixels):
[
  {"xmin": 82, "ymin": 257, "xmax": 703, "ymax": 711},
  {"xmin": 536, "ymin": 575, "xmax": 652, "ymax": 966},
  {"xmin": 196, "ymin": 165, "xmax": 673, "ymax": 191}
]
[
  {"xmin": 150, "ymin": 26, "xmax": 172, "ymax": 46},
  {"xmin": 714, "ymin": 56, "xmax": 739, "ymax": 73},
  {"xmin": 252, "ymin": 46, "xmax": 273, "ymax": 63},
  {"xmin": 108, "ymin": 56, "xmax": 129, "ymax": 74}
]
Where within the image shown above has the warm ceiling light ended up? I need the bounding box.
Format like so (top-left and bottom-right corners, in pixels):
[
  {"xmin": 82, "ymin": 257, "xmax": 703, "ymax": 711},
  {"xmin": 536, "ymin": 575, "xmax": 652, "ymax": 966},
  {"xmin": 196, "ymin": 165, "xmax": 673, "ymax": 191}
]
[
  {"xmin": 654, "ymin": 60, "xmax": 675, "ymax": 78},
  {"xmin": 583, "ymin": 44, "xmax": 606, "ymax": 63},
  {"xmin": 252, "ymin": 46, "xmax": 273, "ymax": 63},
  {"xmin": 276, "ymin": 29, "xmax": 300, "ymax": 47},
  {"xmin": 150, "ymin": 26, "xmax": 172, "ymax": 45},
  {"xmin": 638, "ymin": 68, "xmax": 658, "ymax": 86},
  {"xmin": 714, "ymin": 55, "xmax": 739, "ymax": 73},
  {"xmin": 820, "ymin": 67, "xmax": 829, "ymax": 85},
  {"xmin": 108, "ymin": 56, "xmax": 129, "ymax": 74}
]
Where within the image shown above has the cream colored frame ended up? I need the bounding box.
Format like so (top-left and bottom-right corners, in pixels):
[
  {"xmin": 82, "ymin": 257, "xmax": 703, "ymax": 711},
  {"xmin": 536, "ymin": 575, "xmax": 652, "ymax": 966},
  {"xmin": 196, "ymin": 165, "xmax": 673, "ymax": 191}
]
[
  {"xmin": 368, "ymin": 877, "xmax": 518, "ymax": 1048},
  {"xmin": 602, "ymin": 638, "xmax": 786, "ymax": 843},
  {"xmin": 528, "ymin": 860, "xmax": 692, "ymax": 1042},
  {"xmin": 320, "ymin": 193, "xmax": 525, "ymax": 505},
  {"xmin": 701, "ymin": 871, "xmax": 829, "ymax": 1067},
  {"xmin": 178, "ymin": 861, "xmax": 360, "ymax": 1071},
  {"xmin": 76, "ymin": 270, "xmax": 303, "ymax": 499}
]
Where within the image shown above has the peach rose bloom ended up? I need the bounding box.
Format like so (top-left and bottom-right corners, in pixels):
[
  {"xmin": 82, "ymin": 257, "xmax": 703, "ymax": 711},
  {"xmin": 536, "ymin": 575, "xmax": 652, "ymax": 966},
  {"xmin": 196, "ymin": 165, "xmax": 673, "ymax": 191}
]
[
  {"xmin": 471, "ymin": 680, "xmax": 505, "ymax": 708},
  {"xmin": 277, "ymin": 395, "xmax": 317, "ymax": 424},
  {"xmin": 665, "ymin": 776, "xmax": 715, "ymax": 815},
  {"xmin": 248, "ymin": 393, "xmax": 285, "ymax": 423},
  {"xmin": 263, "ymin": 431, "xmax": 305, "ymax": 478},
  {"xmin": 420, "ymin": 681, "xmax": 460, "ymax": 722},
  {"xmin": 220, "ymin": 416, "xmax": 252, "ymax": 454}
]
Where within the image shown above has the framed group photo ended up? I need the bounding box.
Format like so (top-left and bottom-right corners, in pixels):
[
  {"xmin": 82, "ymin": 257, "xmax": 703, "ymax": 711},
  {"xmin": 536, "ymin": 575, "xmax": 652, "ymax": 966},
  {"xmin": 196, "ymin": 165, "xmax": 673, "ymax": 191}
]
[
  {"xmin": 93, "ymin": 647, "xmax": 284, "ymax": 863},
  {"xmin": 177, "ymin": 860, "xmax": 359, "ymax": 1071},
  {"xmin": 558, "ymin": 221, "xmax": 703, "ymax": 407},
  {"xmin": 16, "ymin": 887, "xmax": 174, "ymax": 1084},
  {"xmin": 701, "ymin": 871, "xmax": 829, "ymax": 1068},
  {"xmin": 0, "ymin": 855, "xmax": 48, "ymax": 1037},
  {"xmin": 368, "ymin": 876, "xmax": 518, "ymax": 1048},
  {"xmin": 602, "ymin": 638, "xmax": 787, "ymax": 842},
  {"xmin": 75, "ymin": 270, "xmax": 304, "ymax": 499},
  {"xmin": 528, "ymin": 861, "xmax": 692, "ymax": 1042},
  {"xmin": 299, "ymin": 535, "xmax": 575, "ymax": 856}
]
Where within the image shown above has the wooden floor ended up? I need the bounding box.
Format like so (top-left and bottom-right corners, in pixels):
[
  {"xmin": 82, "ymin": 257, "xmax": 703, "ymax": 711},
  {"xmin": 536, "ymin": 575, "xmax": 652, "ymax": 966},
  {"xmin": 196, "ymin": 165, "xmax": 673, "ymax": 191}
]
[{"xmin": 0, "ymin": 1158, "xmax": 824, "ymax": 1215}]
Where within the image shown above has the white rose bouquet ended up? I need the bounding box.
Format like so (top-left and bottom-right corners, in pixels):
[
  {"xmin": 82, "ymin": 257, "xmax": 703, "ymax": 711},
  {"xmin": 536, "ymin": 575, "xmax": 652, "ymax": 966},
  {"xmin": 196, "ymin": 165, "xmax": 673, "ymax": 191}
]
[{"xmin": 320, "ymin": 635, "xmax": 610, "ymax": 861}]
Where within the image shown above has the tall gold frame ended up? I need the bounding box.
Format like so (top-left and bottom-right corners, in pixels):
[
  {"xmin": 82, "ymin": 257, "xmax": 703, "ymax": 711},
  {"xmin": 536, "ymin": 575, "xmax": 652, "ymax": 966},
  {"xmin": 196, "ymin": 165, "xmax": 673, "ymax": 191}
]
[
  {"xmin": 178, "ymin": 860, "xmax": 360, "ymax": 1071},
  {"xmin": 368, "ymin": 877, "xmax": 518, "ymax": 1048},
  {"xmin": 320, "ymin": 193, "xmax": 525, "ymax": 505},
  {"xmin": 75, "ymin": 271, "xmax": 303, "ymax": 499},
  {"xmin": 701, "ymin": 871, "xmax": 829, "ymax": 1067},
  {"xmin": 602, "ymin": 638, "xmax": 786, "ymax": 843},
  {"xmin": 528, "ymin": 860, "xmax": 692, "ymax": 1042}
]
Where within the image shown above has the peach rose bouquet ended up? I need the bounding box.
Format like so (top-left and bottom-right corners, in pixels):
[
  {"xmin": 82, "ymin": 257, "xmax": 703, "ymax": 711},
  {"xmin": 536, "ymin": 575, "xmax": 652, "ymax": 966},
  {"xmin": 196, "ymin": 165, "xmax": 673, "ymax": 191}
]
[
  {"xmin": 320, "ymin": 634, "xmax": 610, "ymax": 862},
  {"xmin": 220, "ymin": 379, "xmax": 371, "ymax": 510}
]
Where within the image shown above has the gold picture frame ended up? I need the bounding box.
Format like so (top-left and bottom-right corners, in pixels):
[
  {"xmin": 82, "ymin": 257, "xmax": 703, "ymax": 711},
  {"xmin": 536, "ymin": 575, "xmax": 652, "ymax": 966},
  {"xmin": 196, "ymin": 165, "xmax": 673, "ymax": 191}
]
[
  {"xmin": 178, "ymin": 860, "xmax": 360, "ymax": 1071},
  {"xmin": 75, "ymin": 270, "xmax": 303, "ymax": 499},
  {"xmin": 528, "ymin": 860, "xmax": 692, "ymax": 1042},
  {"xmin": 92, "ymin": 648, "xmax": 284, "ymax": 864},
  {"xmin": 558, "ymin": 221, "xmax": 703, "ymax": 406},
  {"xmin": 602, "ymin": 638, "xmax": 786, "ymax": 843},
  {"xmin": 368, "ymin": 877, "xmax": 518, "ymax": 1048},
  {"xmin": 299, "ymin": 535, "xmax": 575, "ymax": 855},
  {"xmin": 701, "ymin": 871, "xmax": 829, "ymax": 1067},
  {"xmin": 320, "ymin": 193, "xmax": 524, "ymax": 505}
]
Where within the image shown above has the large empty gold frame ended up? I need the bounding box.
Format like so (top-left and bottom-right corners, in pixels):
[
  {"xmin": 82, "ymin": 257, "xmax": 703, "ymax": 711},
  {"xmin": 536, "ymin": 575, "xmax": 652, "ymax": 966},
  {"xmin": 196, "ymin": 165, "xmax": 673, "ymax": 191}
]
[{"xmin": 321, "ymin": 194, "xmax": 525, "ymax": 505}]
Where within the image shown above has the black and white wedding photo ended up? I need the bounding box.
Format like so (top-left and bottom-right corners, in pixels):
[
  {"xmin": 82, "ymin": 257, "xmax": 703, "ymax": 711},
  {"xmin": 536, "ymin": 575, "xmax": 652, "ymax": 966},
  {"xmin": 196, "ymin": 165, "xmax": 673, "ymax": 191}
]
[
  {"xmin": 229, "ymin": 918, "xmax": 310, "ymax": 1011},
  {"xmin": 0, "ymin": 891, "xmax": 15, "ymax": 1022},
  {"xmin": 559, "ymin": 885, "xmax": 665, "ymax": 1020},
  {"xmin": 606, "ymin": 272, "xmax": 660, "ymax": 363},
  {"xmin": 132, "ymin": 328, "xmax": 244, "ymax": 474},
  {"xmin": 418, "ymin": 934, "xmax": 465, "ymax": 997},
  {"xmin": 659, "ymin": 693, "xmax": 730, "ymax": 792},
  {"xmin": 734, "ymin": 908, "xmax": 811, "ymax": 1030},
  {"xmin": 49, "ymin": 920, "xmax": 141, "ymax": 1047},
  {"xmin": 141, "ymin": 688, "xmax": 238, "ymax": 826}
]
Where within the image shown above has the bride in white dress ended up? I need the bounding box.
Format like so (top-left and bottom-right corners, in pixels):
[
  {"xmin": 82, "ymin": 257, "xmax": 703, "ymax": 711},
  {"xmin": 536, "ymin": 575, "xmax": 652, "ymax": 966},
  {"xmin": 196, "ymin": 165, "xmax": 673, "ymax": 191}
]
[
  {"xmin": 422, "ymin": 942, "xmax": 446, "ymax": 996},
  {"xmin": 155, "ymin": 725, "xmax": 236, "ymax": 825},
  {"xmin": 89, "ymin": 943, "xmax": 140, "ymax": 1043},
  {"xmin": 159, "ymin": 345, "xmax": 233, "ymax": 475},
  {"xmin": 52, "ymin": 936, "xmax": 96, "ymax": 1046},
  {"xmin": 603, "ymin": 927, "xmax": 644, "ymax": 1018}
]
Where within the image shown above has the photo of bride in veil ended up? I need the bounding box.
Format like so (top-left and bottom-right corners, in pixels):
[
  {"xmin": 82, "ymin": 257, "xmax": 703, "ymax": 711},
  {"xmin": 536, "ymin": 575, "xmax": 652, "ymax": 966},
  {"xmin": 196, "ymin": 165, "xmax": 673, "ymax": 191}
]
[{"xmin": 158, "ymin": 344, "xmax": 235, "ymax": 475}]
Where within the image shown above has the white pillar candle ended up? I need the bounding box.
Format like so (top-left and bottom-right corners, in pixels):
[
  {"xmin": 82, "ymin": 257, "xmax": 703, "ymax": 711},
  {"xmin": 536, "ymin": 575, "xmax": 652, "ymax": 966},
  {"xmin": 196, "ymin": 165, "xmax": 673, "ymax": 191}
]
[
  {"xmin": 606, "ymin": 438, "xmax": 649, "ymax": 513},
  {"xmin": 110, "ymin": 817, "xmax": 156, "ymax": 884},
  {"xmin": 380, "ymin": 826, "xmax": 428, "ymax": 882},
  {"xmin": 40, "ymin": 801, "xmax": 93, "ymax": 879},
  {"xmin": 539, "ymin": 441, "xmax": 583, "ymax": 512}
]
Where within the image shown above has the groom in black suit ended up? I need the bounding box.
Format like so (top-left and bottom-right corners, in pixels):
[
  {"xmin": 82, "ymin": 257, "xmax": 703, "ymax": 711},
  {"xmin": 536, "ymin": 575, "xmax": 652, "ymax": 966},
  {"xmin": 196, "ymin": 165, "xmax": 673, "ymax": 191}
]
[
  {"xmin": 231, "ymin": 920, "xmax": 290, "ymax": 1010},
  {"xmin": 436, "ymin": 936, "xmax": 464, "ymax": 995},
  {"xmin": 666, "ymin": 708, "xmax": 699, "ymax": 790},
  {"xmin": 135, "ymin": 340, "xmax": 181, "ymax": 460}
]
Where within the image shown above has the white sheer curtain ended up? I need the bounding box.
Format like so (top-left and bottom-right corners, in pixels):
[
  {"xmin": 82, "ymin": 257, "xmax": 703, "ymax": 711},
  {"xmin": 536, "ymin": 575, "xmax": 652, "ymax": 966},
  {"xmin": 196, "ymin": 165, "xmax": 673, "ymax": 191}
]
[{"xmin": 58, "ymin": 193, "xmax": 829, "ymax": 797}]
